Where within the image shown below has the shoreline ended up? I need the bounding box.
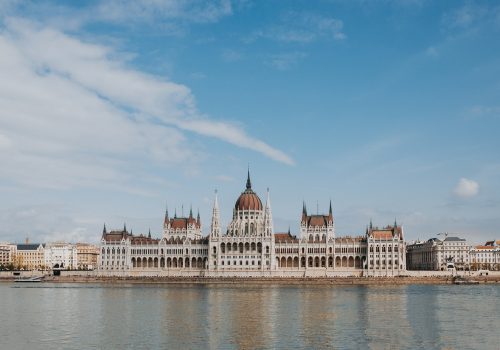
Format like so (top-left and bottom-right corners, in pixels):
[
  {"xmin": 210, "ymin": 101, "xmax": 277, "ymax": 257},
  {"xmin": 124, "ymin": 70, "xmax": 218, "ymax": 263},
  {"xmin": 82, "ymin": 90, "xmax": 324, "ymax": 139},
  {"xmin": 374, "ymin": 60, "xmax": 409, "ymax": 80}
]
[{"xmin": 2, "ymin": 275, "xmax": 500, "ymax": 285}]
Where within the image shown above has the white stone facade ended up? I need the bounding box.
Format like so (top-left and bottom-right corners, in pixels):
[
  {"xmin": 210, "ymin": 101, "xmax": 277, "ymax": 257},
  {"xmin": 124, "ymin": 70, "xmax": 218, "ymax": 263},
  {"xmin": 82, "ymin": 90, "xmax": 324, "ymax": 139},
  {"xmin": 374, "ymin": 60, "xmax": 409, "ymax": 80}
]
[
  {"xmin": 470, "ymin": 241, "xmax": 500, "ymax": 271},
  {"xmin": 98, "ymin": 173, "xmax": 407, "ymax": 277},
  {"xmin": 407, "ymin": 236, "xmax": 470, "ymax": 271},
  {"xmin": 44, "ymin": 242, "xmax": 78, "ymax": 269}
]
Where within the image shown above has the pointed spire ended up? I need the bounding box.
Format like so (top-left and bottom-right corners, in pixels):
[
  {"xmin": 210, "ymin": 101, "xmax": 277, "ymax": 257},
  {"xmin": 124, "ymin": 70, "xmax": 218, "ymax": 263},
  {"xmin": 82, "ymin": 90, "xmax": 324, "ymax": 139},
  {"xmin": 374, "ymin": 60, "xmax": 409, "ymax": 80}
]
[
  {"xmin": 130, "ymin": 228, "xmax": 133, "ymax": 235},
  {"xmin": 394, "ymin": 218, "xmax": 398, "ymax": 228},
  {"xmin": 302, "ymin": 201, "xmax": 307, "ymax": 215},
  {"xmin": 265, "ymin": 187, "xmax": 271, "ymax": 209},
  {"xmin": 148, "ymin": 228, "xmax": 151, "ymax": 239},
  {"xmin": 123, "ymin": 222, "xmax": 127, "ymax": 232},
  {"xmin": 197, "ymin": 209, "xmax": 200, "ymax": 223},
  {"xmin": 369, "ymin": 219, "xmax": 373, "ymax": 230},
  {"xmin": 103, "ymin": 223, "xmax": 107, "ymax": 234},
  {"xmin": 288, "ymin": 226, "xmax": 291, "ymax": 235},
  {"xmin": 329, "ymin": 199, "xmax": 333, "ymax": 215},
  {"xmin": 211, "ymin": 189, "xmax": 221, "ymax": 237},
  {"xmin": 189, "ymin": 205, "xmax": 193, "ymax": 218},
  {"xmin": 174, "ymin": 208, "xmax": 177, "ymax": 219},
  {"xmin": 246, "ymin": 166, "xmax": 252, "ymax": 190},
  {"xmin": 164, "ymin": 203, "xmax": 169, "ymax": 223},
  {"xmin": 214, "ymin": 189, "xmax": 219, "ymax": 209}
]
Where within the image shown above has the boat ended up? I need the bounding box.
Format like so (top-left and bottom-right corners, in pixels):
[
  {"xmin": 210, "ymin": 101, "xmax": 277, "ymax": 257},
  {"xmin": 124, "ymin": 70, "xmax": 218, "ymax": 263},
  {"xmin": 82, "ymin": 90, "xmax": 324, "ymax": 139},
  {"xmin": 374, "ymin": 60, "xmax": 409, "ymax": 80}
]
[{"xmin": 14, "ymin": 276, "xmax": 44, "ymax": 283}]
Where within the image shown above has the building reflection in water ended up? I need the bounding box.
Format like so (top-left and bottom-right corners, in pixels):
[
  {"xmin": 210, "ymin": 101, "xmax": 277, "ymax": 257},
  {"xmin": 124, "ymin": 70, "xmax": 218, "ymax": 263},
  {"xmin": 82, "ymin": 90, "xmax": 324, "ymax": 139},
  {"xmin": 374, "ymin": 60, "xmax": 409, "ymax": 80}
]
[{"xmin": 362, "ymin": 285, "xmax": 412, "ymax": 349}]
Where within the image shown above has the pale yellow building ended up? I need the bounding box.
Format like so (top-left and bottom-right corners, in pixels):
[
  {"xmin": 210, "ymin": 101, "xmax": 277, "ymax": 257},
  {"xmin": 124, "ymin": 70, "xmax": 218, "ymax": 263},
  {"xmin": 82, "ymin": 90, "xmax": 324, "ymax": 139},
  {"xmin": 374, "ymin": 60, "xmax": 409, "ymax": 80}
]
[
  {"xmin": 15, "ymin": 243, "xmax": 45, "ymax": 270},
  {"xmin": 76, "ymin": 243, "xmax": 99, "ymax": 270}
]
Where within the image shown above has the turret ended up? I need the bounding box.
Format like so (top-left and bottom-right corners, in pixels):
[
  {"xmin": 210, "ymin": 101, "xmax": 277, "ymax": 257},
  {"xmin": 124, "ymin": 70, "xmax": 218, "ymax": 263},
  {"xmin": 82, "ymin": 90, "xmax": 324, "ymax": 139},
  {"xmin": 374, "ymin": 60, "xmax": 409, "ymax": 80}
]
[
  {"xmin": 211, "ymin": 190, "xmax": 221, "ymax": 238},
  {"xmin": 264, "ymin": 188, "xmax": 274, "ymax": 237}
]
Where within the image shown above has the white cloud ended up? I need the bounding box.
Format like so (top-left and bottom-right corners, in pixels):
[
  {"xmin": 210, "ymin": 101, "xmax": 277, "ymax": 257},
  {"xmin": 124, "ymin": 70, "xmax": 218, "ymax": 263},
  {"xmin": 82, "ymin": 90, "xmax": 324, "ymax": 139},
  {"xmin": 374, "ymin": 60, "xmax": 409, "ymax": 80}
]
[
  {"xmin": 221, "ymin": 49, "xmax": 242, "ymax": 62},
  {"xmin": 425, "ymin": 46, "xmax": 439, "ymax": 58},
  {"xmin": 265, "ymin": 52, "xmax": 307, "ymax": 71},
  {"xmin": 249, "ymin": 12, "xmax": 345, "ymax": 43},
  {"xmin": 93, "ymin": 0, "xmax": 233, "ymax": 25},
  {"xmin": 453, "ymin": 178, "xmax": 479, "ymax": 198},
  {"xmin": 467, "ymin": 105, "xmax": 500, "ymax": 119},
  {"xmin": 0, "ymin": 19, "xmax": 293, "ymax": 190}
]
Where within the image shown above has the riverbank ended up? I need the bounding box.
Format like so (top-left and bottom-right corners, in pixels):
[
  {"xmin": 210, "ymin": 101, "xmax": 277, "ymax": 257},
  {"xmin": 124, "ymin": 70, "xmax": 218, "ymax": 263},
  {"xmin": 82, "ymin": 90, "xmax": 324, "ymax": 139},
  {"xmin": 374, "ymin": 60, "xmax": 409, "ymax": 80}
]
[{"xmin": 3, "ymin": 275, "xmax": 500, "ymax": 285}]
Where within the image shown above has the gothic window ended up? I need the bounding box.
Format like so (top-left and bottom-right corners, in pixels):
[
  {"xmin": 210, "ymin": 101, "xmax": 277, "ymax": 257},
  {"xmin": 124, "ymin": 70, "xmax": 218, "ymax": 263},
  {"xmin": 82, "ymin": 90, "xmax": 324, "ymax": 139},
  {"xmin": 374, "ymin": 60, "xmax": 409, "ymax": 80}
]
[
  {"xmin": 250, "ymin": 223, "xmax": 254, "ymax": 235},
  {"xmin": 245, "ymin": 224, "xmax": 249, "ymax": 235}
]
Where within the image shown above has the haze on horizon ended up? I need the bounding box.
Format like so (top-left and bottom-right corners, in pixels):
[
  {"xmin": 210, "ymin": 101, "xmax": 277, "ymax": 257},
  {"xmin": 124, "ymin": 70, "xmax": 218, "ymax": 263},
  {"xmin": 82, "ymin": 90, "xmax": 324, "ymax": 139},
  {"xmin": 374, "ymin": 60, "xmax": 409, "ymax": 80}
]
[{"xmin": 0, "ymin": 0, "xmax": 499, "ymax": 245}]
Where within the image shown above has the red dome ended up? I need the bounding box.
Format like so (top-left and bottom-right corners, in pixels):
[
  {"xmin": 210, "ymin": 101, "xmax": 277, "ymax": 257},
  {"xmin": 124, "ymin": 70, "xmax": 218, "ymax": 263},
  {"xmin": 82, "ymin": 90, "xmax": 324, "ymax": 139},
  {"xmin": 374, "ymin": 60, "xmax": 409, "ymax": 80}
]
[
  {"xmin": 234, "ymin": 170, "xmax": 263, "ymax": 211},
  {"xmin": 235, "ymin": 190, "xmax": 263, "ymax": 211}
]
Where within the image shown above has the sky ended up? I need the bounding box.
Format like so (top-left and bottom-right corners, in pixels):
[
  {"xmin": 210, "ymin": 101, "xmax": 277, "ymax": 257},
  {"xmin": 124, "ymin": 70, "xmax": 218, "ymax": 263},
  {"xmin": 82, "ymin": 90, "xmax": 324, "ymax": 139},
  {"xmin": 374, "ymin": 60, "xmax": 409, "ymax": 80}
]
[{"xmin": 0, "ymin": 0, "xmax": 499, "ymax": 245}]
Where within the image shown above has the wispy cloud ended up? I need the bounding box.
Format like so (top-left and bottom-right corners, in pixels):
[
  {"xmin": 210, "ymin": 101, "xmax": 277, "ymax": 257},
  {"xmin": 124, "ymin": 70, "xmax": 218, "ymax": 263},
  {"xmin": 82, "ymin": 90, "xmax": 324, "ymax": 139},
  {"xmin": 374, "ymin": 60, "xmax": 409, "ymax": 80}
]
[
  {"xmin": 0, "ymin": 19, "xmax": 294, "ymax": 191},
  {"xmin": 466, "ymin": 105, "xmax": 500, "ymax": 119},
  {"xmin": 248, "ymin": 12, "xmax": 345, "ymax": 43},
  {"xmin": 453, "ymin": 178, "xmax": 479, "ymax": 198},
  {"xmin": 1, "ymin": 0, "xmax": 234, "ymax": 34},
  {"xmin": 221, "ymin": 48, "xmax": 243, "ymax": 62},
  {"xmin": 441, "ymin": 3, "xmax": 500, "ymax": 32},
  {"xmin": 265, "ymin": 52, "xmax": 307, "ymax": 71}
]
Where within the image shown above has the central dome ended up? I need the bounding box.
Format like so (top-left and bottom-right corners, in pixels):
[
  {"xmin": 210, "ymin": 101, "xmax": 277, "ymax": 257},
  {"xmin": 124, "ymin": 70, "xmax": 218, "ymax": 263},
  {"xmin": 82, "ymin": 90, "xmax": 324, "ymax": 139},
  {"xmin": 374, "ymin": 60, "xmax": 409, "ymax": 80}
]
[{"xmin": 234, "ymin": 171, "xmax": 263, "ymax": 211}]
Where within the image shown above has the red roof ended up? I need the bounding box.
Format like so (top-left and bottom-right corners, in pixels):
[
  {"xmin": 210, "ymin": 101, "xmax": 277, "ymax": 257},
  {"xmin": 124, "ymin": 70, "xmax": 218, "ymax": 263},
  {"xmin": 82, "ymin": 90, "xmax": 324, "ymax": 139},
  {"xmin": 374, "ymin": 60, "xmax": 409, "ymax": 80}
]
[
  {"xmin": 274, "ymin": 232, "xmax": 299, "ymax": 243},
  {"xmin": 302, "ymin": 214, "xmax": 332, "ymax": 227},
  {"xmin": 169, "ymin": 217, "xmax": 200, "ymax": 230}
]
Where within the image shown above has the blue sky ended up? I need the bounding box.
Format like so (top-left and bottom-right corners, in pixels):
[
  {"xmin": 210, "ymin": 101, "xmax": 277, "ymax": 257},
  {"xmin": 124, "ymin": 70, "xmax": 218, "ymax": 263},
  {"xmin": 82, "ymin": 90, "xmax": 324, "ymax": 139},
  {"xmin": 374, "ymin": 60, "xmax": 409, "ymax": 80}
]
[{"xmin": 0, "ymin": 0, "xmax": 499, "ymax": 244}]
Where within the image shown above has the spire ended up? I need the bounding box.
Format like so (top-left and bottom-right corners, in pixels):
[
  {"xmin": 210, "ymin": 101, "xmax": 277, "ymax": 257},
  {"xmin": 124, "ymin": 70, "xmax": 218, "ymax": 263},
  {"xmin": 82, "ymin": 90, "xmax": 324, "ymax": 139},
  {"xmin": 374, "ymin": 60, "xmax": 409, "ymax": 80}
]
[
  {"xmin": 197, "ymin": 209, "xmax": 200, "ymax": 223},
  {"xmin": 302, "ymin": 201, "xmax": 307, "ymax": 215},
  {"xmin": 189, "ymin": 205, "xmax": 193, "ymax": 219},
  {"xmin": 369, "ymin": 219, "xmax": 373, "ymax": 230},
  {"xmin": 329, "ymin": 200, "xmax": 333, "ymax": 215},
  {"xmin": 103, "ymin": 223, "xmax": 107, "ymax": 234},
  {"xmin": 288, "ymin": 226, "xmax": 291, "ymax": 235},
  {"xmin": 123, "ymin": 223, "xmax": 127, "ymax": 232},
  {"xmin": 265, "ymin": 187, "xmax": 271, "ymax": 209},
  {"xmin": 164, "ymin": 203, "xmax": 169, "ymax": 223},
  {"xmin": 246, "ymin": 167, "xmax": 252, "ymax": 190},
  {"xmin": 174, "ymin": 208, "xmax": 177, "ymax": 219},
  {"xmin": 394, "ymin": 218, "xmax": 398, "ymax": 228},
  {"xmin": 211, "ymin": 189, "xmax": 220, "ymax": 237},
  {"xmin": 148, "ymin": 228, "xmax": 151, "ymax": 239}
]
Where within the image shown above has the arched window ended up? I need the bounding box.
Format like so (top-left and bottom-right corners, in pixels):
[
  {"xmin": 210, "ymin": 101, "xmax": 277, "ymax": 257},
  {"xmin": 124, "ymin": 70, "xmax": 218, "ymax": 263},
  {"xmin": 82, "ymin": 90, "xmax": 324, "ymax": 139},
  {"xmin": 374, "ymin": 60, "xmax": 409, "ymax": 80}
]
[
  {"xmin": 245, "ymin": 223, "xmax": 249, "ymax": 235},
  {"xmin": 250, "ymin": 223, "xmax": 254, "ymax": 235},
  {"xmin": 213, "ymin": 246, "xmax": 216, "ymax": 254},
  {"xmin": 266, "ymin": 246, "xmax": 269, "ymax": 254}
]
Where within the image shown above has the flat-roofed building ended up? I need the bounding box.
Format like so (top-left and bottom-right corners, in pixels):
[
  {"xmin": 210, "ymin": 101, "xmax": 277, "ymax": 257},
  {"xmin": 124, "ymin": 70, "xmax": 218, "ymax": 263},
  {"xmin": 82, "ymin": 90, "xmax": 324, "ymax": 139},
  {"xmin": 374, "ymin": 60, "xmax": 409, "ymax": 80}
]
[
  {"xmin": 470, "ymin": 241, "xmax": 500, "ymax": 271},
  {"xmin": 44, "ymin": 242, "xmax": 78, "ymax": 270},
  {"xmin": 407, "ymin": 235, "xmax": 470, "ymax": 271},
  {"xmin": 76, "ymin": 243, "xmax": 99, "ymax": 270},
  {"xmin": 0, "ymin": 243, "xmax": 16, "ymax": 268}
]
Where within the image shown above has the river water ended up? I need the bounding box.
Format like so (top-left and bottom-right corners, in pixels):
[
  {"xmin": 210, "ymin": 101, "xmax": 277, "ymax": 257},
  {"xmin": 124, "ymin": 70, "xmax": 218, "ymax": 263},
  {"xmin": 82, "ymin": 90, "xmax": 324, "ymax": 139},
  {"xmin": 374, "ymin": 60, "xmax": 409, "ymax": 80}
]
[{"xmin": 0, "ymin": 282, "xmax": 498, "ymax": 349}]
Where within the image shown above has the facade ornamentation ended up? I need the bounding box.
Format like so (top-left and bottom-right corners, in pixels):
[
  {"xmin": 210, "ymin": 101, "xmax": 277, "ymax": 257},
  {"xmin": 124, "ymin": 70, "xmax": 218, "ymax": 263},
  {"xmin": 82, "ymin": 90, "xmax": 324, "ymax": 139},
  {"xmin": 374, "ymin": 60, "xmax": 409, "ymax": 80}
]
[{"xmin": 99, "ymin": 172, "xmax": 407, "ymax": 277}]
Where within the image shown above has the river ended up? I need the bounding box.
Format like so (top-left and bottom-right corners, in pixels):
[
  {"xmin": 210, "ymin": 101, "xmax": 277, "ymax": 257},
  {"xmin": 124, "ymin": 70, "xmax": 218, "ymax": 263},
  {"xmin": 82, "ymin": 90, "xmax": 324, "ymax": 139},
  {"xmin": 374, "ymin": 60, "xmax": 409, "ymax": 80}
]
[{"xmin": 0, "ymin": 283, "xmax": 498, "ymax": 349}]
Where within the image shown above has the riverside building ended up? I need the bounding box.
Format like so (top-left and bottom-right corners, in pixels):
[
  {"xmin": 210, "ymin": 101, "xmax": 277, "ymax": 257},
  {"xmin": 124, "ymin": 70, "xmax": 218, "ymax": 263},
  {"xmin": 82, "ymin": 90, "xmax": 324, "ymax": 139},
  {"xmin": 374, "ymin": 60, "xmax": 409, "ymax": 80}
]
[
  {"xmin": 470, "ymin": 241, "xmax": 500, "ymax": 271},
  {"xmin": 99, "ymin": 172, "xmax": 407, "ymax": 277},
  {"xmin": 406, "ymin": 236, "xmax": 470, "ymax": 271}
]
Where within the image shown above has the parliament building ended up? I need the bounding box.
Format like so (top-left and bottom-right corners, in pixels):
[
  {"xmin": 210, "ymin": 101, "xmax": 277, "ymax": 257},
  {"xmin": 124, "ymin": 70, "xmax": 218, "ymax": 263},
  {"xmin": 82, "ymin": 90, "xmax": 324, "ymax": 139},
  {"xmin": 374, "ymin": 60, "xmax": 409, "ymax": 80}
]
[{"xmin": 99, "ymin": 172, "xmax": 406, "ymax": 277}]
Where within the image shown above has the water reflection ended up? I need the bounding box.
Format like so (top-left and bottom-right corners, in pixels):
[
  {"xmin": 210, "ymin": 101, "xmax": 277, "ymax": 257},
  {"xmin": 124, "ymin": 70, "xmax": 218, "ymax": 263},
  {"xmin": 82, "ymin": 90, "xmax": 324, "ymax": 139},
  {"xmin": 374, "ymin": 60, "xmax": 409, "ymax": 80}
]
[{"xmin": 1, "ymin": 283, "xmax": 499, "ymax": 350}]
